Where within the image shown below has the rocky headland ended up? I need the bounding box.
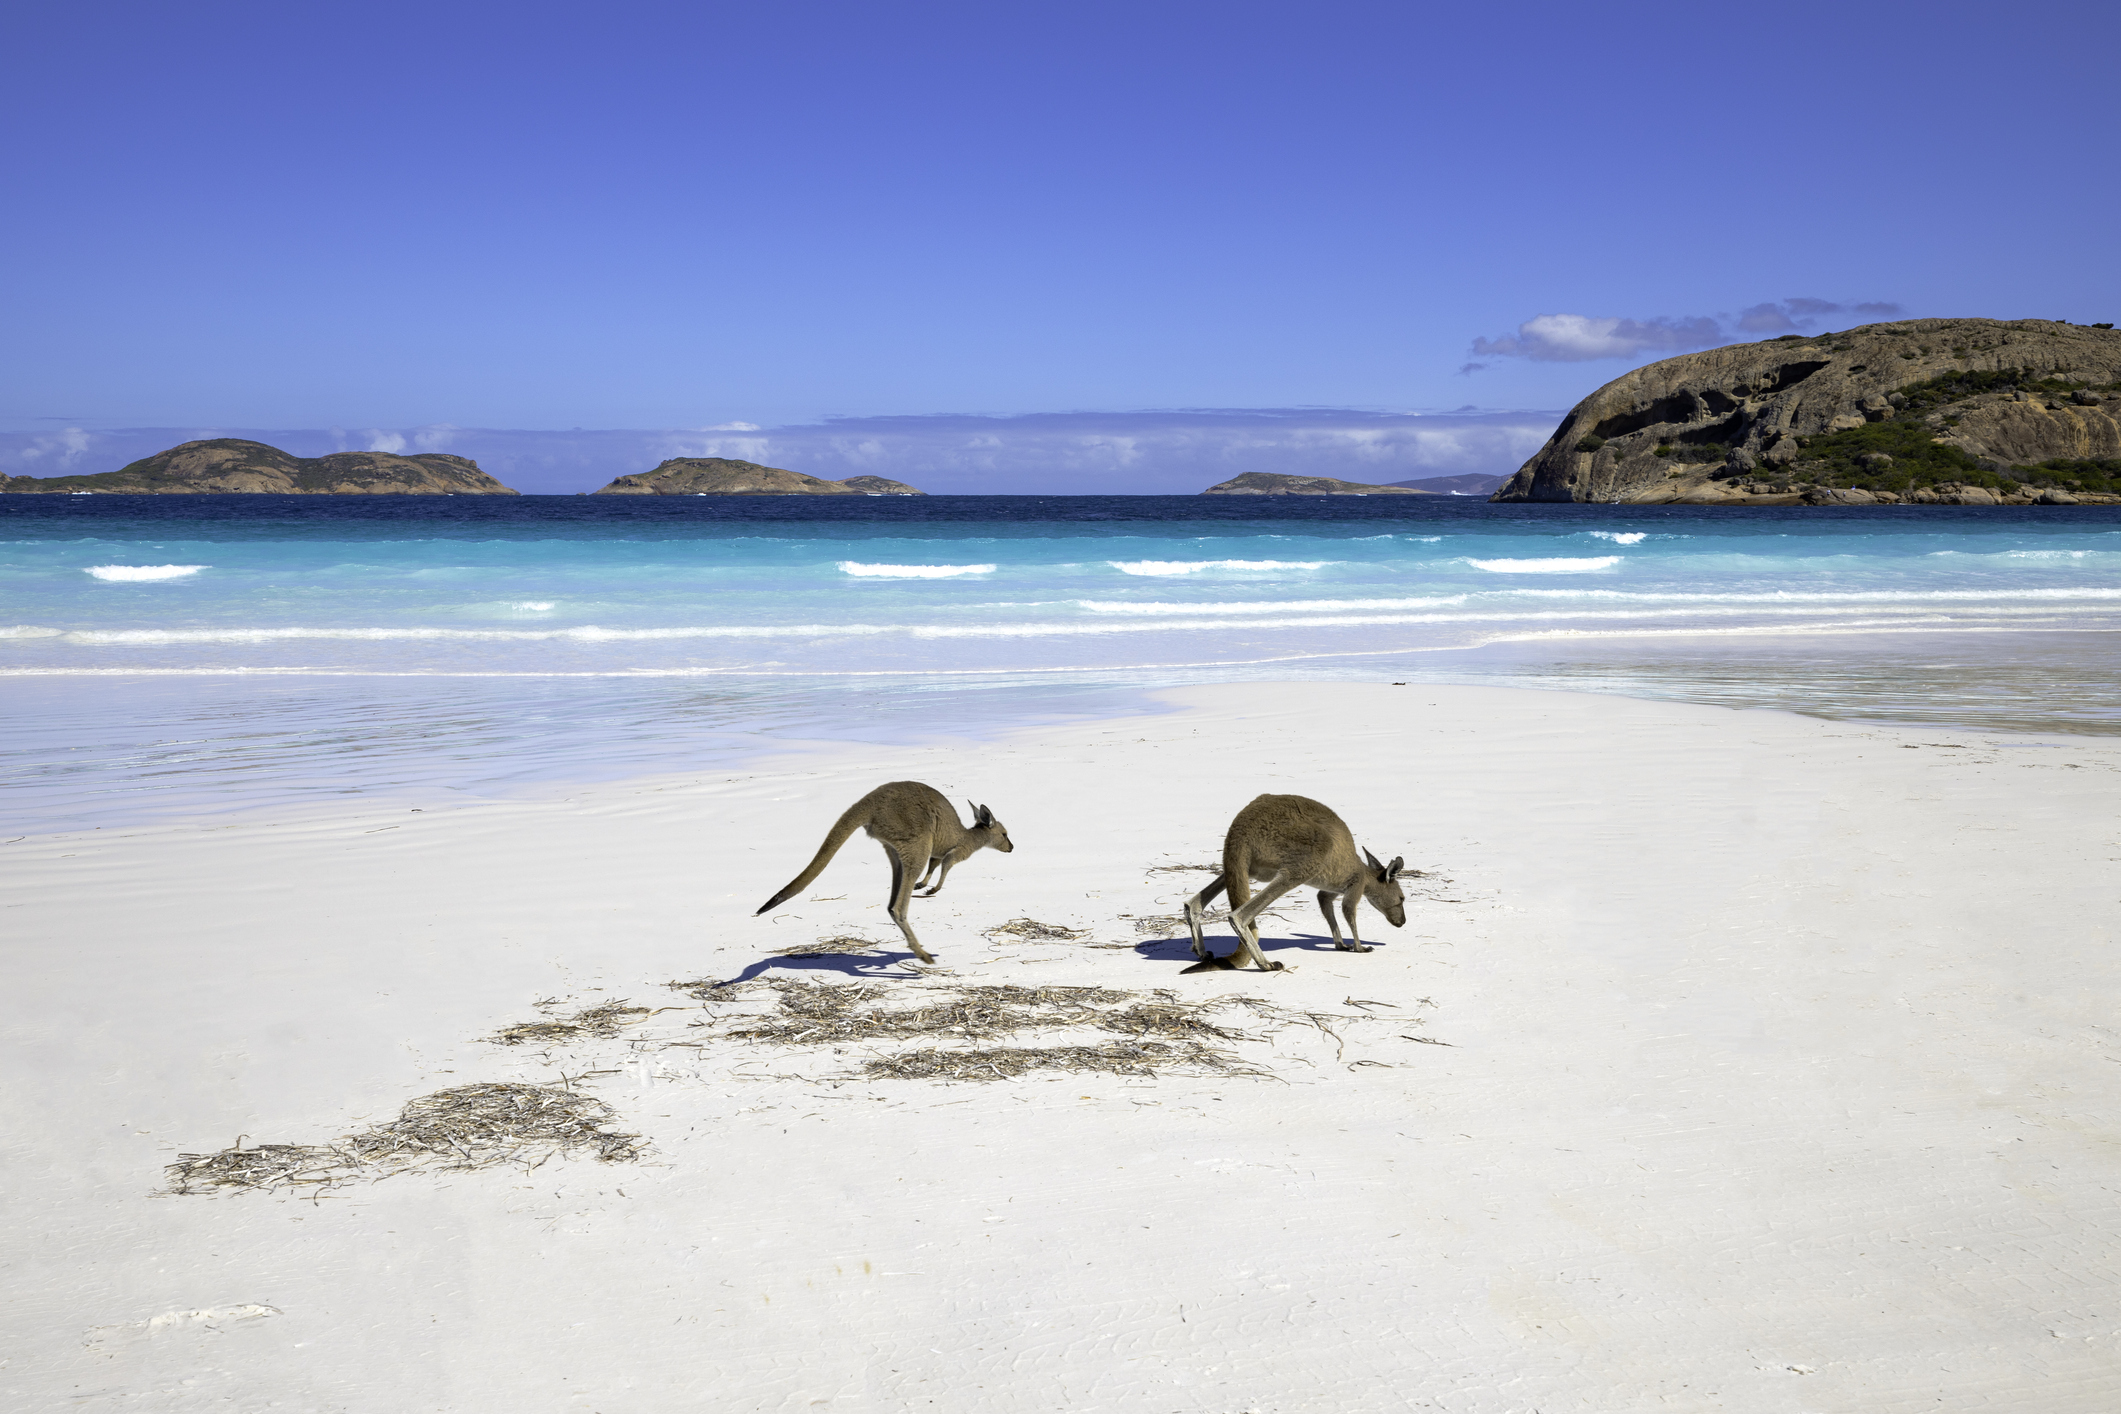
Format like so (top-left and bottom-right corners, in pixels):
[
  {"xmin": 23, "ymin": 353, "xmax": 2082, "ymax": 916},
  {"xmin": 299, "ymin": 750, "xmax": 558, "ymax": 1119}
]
[
  {"xmin": 1201, "ymin": 472, "xmax": 1430, "ymax": 496},
  {"xmin": 594, "ymin": 458, "xmax": 924, "ymax": 495},
  {"xmin": 0, "ymin": 439, "xmax": 518, "ymax": 495},
  {"xmin": 1491, "ymin": 318, "xmax": 2121, "ymax": 506}
]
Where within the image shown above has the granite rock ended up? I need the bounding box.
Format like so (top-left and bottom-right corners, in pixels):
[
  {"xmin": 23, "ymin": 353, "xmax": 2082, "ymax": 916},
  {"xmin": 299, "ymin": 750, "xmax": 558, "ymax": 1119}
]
[{"xmin": 1492, "ymin": 318, "xmax": 2121, "ymax": 503}]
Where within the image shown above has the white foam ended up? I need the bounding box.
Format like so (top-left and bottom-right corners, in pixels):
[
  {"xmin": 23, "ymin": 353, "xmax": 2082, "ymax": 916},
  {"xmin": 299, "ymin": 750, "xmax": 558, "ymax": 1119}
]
[
  {"xmin": 1493, "ymin": 586, "xmax": 2121, "ymax": 604},
  {"xmin": 1464, "ymin": 556, "xmax": 1622, "ymax": 573},
  {"xmin": 513, "ymin": 602, "xmax": 556, "ymax": 611},
  {"xmin": 1586, "ymin": 531, "xmax": 1648, "ymax": 545},
  {"xmin": 1108, "ymin": 559, "xmax": 1332, "ymax": 576},
  {"xmin": 837, "ymin": 562, "xmax": 997, "ymax": 578},
  {"xmin": 1075, "ymin": 596, "xmax": 1466, "ymax": 616},
  {"xmin": 83, "ymin": 564, "xmax": 207, "ymax": 582}
]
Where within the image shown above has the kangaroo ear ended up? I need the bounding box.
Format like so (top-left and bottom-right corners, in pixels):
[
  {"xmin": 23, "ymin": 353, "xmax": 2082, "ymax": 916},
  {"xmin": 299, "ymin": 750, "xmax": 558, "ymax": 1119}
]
[
  {"xmin": 1363, "ymin": 847, "xmax": 1383, "ymax": 875},
  {"xmin": 975, "ymin": 803, "xmax": 995, "ymax": 827},
  {"xmin": 1387, "ymin": 855, "xmax": 1405, "ymax": 880}
]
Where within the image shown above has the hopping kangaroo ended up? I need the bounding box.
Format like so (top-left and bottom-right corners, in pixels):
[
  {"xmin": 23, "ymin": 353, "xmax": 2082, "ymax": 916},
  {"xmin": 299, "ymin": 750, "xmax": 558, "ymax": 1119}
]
[
  {"xmin": 755, "ymin": 781, "xmax": 1013, "ymax": 963},
  {"xmin": 1183, "ymin": 793, "xmax": 1406, "ymax": 971}
]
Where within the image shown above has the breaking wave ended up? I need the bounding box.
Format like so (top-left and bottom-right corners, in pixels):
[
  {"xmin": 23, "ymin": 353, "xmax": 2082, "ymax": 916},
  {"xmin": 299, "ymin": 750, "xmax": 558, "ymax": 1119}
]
[
  {"xmin": 1464, "ymin": 556, "xmax": 1623, "ymax": 573},
  {"xmin": 83, "ymin": 565, "xmax": 207, "ymax": 582},
  {"xmin": 837, "ymin": 562, "xmax": 997, "ymax": 578},
  {"xmin": 1074, "ymin": 596, "xmax": 1466, "ymax": 615},
  {"xmin": 1108, "ymin": 559, "xmax": 1332, "ymax": 575}
]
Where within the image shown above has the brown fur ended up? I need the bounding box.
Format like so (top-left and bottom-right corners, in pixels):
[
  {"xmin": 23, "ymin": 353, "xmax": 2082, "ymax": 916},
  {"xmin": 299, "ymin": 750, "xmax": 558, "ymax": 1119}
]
[
  {"xmin": 755, "ymin": 781, "xmax": 1013, "ymax": 963},
  {"xmin": 1183, "ymin": 793, "xmax": 1406, "ymax": 971}
]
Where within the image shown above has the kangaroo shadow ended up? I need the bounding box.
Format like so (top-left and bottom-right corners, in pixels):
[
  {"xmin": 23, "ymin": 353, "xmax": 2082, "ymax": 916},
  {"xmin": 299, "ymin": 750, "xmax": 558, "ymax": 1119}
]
[
  {"xmin": 715, "ymin": 949, "xmax": 929, "ymax": 988},
  {"xmin": 1133, "ymin": 927, "xmax": 1379, "ymax": 974}
]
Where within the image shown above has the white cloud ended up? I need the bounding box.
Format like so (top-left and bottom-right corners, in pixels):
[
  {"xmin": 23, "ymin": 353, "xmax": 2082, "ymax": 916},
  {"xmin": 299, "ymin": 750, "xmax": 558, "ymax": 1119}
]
[
  {"xmin": 1469, "ymin": 298, "xmax": 1909, "ymax": 368},
  {"xmin": 655, "ymin": 432, "xmax": 775, "ymax": 462},
  {"xmin": 12, "ymin": 426, "xmax": 94, "ymax": 467},
  {"xmin": 364, "ymin": 430, "xmax": 407, "ymax": 454},
  {"xmin": 1470, "ymin": 313, "xmax": 1726, "ymax": 363}
]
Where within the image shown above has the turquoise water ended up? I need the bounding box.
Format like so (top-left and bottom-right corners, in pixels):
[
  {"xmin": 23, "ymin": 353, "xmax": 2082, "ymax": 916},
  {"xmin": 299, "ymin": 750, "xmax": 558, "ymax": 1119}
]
[{"xmin": 5, "ymin": 495, "xmax": 2119, "ymax": 826}]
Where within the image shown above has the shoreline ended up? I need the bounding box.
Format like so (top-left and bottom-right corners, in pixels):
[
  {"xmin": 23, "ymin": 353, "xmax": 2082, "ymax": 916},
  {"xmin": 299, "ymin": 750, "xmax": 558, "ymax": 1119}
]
[
  {"xmin": 11, "ymin": 624, "xmax": 2121, "ymax": 835},
  {"xmin": 7, "ymin": 681, "xmax": 2120, "ymax": 1410}
]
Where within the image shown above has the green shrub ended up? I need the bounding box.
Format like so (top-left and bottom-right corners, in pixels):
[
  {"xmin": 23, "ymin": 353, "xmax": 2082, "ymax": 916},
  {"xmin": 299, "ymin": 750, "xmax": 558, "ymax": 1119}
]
[
  {"xmin": 1891, "ymin": 366, "xmax": 2029, "ymax": 415},
  {"xmin": 1575, "ymin": 434, "xmax": 1606, "ymax": 453},
  {"xmin": 1651, "ymin": 441, "xmax": 1726, "ymax": 464},
  {"xmin": 1790, "ymin": 419, "xmax": 1996, "ymax": 491},
  {"xmin": 2022, "ymin": 458, "xmax": 2120, "ymax": 495}
]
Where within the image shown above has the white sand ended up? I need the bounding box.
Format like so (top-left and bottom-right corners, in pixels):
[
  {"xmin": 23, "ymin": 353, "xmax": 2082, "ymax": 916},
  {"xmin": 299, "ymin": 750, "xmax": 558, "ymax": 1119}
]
[{"xmin": 5, "ymin": 682, "xmax": 2119, "ymax": 1411}]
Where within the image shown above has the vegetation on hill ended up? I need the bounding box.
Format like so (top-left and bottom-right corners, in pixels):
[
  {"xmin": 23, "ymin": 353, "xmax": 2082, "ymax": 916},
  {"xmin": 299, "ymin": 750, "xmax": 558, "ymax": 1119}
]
[{"xmin": 1763, "ymin": 367, "xmax": 2121, "ymax": 496}]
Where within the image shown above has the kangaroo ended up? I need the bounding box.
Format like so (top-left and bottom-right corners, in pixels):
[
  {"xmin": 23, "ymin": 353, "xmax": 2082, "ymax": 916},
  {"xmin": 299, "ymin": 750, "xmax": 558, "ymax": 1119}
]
[
  {"xmin": 755, "ymin": 781, "xmax": 1013, "ymax": 964},
  {"xmin": 1182, "ymin": 793, "xmax": 1406, "ymax": 971}
]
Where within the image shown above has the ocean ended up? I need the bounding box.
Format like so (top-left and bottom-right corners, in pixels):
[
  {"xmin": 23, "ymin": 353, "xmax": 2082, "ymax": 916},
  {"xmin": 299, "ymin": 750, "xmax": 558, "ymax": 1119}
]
[{"xmin": 6, "ymin": 494, "xmax": 2119, "ymax": 829}]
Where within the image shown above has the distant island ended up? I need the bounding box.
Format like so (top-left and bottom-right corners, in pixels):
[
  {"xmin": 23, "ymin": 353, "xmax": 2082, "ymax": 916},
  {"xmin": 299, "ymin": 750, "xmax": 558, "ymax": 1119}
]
[
  {"xmin": 594, "ymin": 458, "xmax": 925, "ymax": 495},
  {"xmin": 1201, "ymin": 472, "xmax": 1431, "ymax": 496},
  {"xmin": 0, "ymin": 438, "xmax": 518, "ymax": 495},
  {"xmin": 1492, "ymin": 317, "xmax": 2121, "ymax": 505},
  {"xmin": 1389, "ymin": 473, "xmax": 1509, "ymax": 495}
]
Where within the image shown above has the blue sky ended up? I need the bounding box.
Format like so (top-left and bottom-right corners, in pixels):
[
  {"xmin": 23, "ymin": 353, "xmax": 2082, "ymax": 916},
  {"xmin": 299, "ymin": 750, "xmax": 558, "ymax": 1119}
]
[{"xmin": 4, "ymin": 0, "xmax": 2117, "ymax": 481}]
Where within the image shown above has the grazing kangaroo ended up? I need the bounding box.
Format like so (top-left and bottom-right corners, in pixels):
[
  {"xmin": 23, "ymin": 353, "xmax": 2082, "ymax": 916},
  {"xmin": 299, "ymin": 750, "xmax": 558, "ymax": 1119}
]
[
  {"xmin": 1183, "ymin": 793, "xmax": 1406, "ymax": 971},
  {"xmin": 755, "ymin": 781, "xmax": 1013, "ymax": 964}
]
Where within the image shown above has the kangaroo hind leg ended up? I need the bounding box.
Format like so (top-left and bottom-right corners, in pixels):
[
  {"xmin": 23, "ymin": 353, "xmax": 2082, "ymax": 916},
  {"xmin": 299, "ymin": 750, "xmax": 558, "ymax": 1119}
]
[
  {"xmin": 1230, "ymin": 871, "xmax": 1301, "ymax": 971},
  {"xmin": 1183, "ymin": 872, "xmax": 1231, "ymax": 962},
  {"xmin": 883, "ymin": 840, "xmax": 937, "ymax": 964}
]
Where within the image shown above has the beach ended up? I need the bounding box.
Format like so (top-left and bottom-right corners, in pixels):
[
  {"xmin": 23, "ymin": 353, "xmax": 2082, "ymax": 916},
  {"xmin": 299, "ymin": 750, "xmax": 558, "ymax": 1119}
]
[{"xmin": 6, "ymin": 680, "xmax": 2119, "ymax": 1412}]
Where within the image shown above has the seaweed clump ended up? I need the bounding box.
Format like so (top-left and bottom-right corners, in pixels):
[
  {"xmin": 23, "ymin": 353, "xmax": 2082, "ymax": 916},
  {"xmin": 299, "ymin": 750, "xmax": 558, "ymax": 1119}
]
[
  {"xmin": 488, "ymin": 1000, "xmax": 652, "ymax": 1047},
  {"xmin": 166, "ymin": 1082, "xmax": 641, "ymax": 1196}
]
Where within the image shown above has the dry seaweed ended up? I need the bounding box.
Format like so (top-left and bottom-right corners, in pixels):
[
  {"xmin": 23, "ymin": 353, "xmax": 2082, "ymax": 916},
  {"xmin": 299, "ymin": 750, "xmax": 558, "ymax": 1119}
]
[
  {"xmin": 1092, "ymin": 998, "xmax": 1242, "ymax": 1040},
  {"xmin": 488, "ymin": 1000, "xmax": 651, "ymax": 1047},
  {"xmin": 982, "ymin": 917, "xmax": 1091, "ymax": 942},
  {"xmin": 723, "ymin": 979, "xmax": 1133, "ymax": 1045},
  {"xmin": 161, "ymin": 1142, "xmax": 341, "ymax": 1194},
  {"xmin": 1144, "ymin": 862, "xmax": 1220, "ymax": 874},
  {"xmin": 704, "ymin": 978, "xmax": 1266, "ymax": 1083},
  {"xmin": 863, "ymin": 1039, "xmax": 1240, "ymax": 1082},
  {"xmin": 341, "ymin": 1082, "xmax": 641, "ymax": 1167},
  {"xmin": 167, "ymin": 1082, "xmax": 640, "ymax": 1196}
]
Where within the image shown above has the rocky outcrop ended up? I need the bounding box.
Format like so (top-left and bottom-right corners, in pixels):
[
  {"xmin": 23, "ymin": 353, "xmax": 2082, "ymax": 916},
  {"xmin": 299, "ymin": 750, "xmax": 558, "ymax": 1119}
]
[
  {"xmin": 0, "ymin": 439, "xmax": 518, "ymax": 494},
  {"xmin": 1934, "ymin": 393, "xmax": 2121, "ymax": 465},
  {"xmin": 1492, "ymin": 319, "xmax": 2121, "ymax": 503},
  {"xmin": 593, "ymin": 458, "xmax": 924, "ymax": 495},
  {"xmin": 1201, "ymin": 472, "xmax": 1430, "ymax": 496}
]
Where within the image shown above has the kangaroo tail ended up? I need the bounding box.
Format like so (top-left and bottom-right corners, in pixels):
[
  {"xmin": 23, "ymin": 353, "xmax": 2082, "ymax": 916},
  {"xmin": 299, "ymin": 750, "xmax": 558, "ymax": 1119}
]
[{"xmin": 756, "ymin": 805, "xmax": 867, "ymax": 914}]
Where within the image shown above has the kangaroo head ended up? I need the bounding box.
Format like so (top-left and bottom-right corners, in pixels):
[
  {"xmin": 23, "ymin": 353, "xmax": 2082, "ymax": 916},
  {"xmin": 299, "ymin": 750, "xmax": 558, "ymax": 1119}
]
[
  {"xmin": 1361, "ymin": 848, "xmax": 1407, "ymax": 927},
  {"xmin": 970, "ymin": 800, "xmax": 1014, "ymax": 853}
]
